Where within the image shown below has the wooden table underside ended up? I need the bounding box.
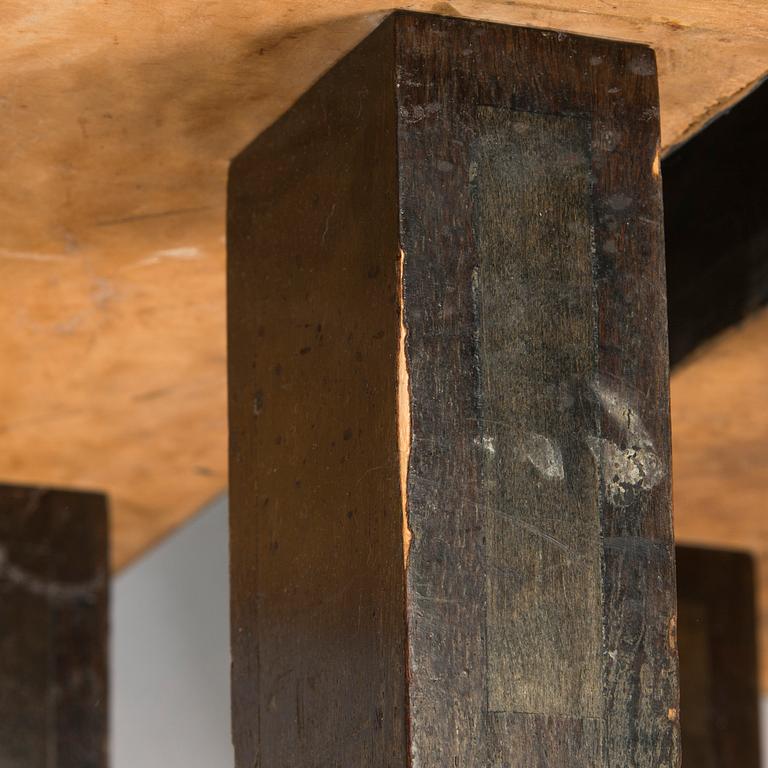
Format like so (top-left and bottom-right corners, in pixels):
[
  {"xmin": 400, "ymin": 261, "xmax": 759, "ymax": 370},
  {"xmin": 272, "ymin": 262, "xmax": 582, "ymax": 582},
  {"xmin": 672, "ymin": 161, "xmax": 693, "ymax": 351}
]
[{"xmin": 0, "ymin": 0, "xmax": 766, "ymax": 686}]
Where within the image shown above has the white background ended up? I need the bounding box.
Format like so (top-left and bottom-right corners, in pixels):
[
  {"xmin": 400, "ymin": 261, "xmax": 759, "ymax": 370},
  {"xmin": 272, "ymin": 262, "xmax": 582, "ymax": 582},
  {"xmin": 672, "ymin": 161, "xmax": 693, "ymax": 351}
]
[{"xmin": 112, "ymin": 495, "xmax": 233, "ymax": 767}]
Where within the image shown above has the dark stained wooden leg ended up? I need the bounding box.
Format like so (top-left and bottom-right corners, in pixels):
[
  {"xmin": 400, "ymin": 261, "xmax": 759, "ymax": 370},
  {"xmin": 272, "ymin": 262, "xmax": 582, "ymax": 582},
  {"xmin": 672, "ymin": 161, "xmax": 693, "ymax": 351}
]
[
  {"xmin": 0, "ymin": 485, "xmax": 109, "ymax": 768},
  {"xmin": 228, "ymin": 11, "xmax": 679, "ymax": 767},
  {"xmin": 676, "ymin": 546, "xmax": 761, "ymax": 768}
]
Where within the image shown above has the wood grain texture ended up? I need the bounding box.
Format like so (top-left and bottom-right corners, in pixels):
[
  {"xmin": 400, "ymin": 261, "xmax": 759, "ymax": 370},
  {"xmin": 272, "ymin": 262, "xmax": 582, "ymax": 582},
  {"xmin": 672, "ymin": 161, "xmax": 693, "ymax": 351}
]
[
  {"xmin": 0, "ymin": 485, "xmax": 109, "ymax": 768},
  {"xmin": 676, "ymin": 546, "xmax": 761, "ymax": 768},
  {"xmin": 228, "ymin": 17, "xmax": 406, "ymax": 768},
  {"xmin": 229, "ymin": 11, "xmax": 679, "ymax": 767},
  {"xmin": 397, "ymin": 13, "xmax": 677, "ymax": 767}
]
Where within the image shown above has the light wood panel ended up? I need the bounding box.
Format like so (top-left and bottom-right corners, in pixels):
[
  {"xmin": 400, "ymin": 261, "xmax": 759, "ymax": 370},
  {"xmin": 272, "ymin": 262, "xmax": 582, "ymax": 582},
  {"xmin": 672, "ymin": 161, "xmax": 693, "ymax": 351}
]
[
  {"xmin": 671, "ymin": 307, "xmax": 768, "ymax": 691},
  {"xmin": 0, "ymin": 2, "xmax": 766, "ymax": 570}
]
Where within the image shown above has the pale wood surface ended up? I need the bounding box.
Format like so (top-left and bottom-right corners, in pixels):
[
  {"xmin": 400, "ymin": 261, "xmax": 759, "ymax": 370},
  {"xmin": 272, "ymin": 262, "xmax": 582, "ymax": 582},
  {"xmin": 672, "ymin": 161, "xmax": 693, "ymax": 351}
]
[
  {"xmin": 671, "ymin": 307, "xmax": 768, "ymax": 692},
  {"xmin": 0, "ymin": 2, "xmax": 766, "ymax": 573}
]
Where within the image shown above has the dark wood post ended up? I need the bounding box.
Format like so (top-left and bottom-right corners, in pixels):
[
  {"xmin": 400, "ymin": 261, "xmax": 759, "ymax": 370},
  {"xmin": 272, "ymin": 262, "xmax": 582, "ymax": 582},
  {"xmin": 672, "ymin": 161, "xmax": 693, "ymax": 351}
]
[
  {"xmin": 676, "ymin": 546, "xmax": 761, "ymax": 768},
  {"xmin": 228, "ymin": 11, "xmax": 679, "ymax": 767},
  {"xmin": 0, "ymin": 485, "xmax": 109, "ymax": 768}
]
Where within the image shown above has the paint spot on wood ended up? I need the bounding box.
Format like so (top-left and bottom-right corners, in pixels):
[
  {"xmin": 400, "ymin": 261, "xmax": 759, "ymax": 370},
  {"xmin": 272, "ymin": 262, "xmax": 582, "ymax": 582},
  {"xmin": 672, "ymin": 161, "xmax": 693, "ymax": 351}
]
[
  {"xmin": 588, "ymin": 381, "xmax": 665, "ymax": 507},
  {"xmin": 474, "ymin": 435, "xmax": 496, "ymax": 454},
  {"xmin": 524, "ymin": 433, "xmax": 564, "ymax": 480}
]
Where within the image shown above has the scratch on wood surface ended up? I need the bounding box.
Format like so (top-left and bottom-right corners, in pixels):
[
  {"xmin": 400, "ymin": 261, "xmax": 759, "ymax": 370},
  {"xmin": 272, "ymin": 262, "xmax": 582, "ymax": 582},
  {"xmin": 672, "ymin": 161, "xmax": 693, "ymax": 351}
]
[
  {"xmin": 398, "ymin": 247, "xmax": 412, "ymax": 567},
  {"xmin": 0, "ymin": 544, "xmax": 104, "ymax": 601},
  {"xmin": 321, "ymin": 203, "xmax": 337, "ymax": 244},
  {"xmin": 474, "ymin": 435, "xmax": 496, "ymax": 454},
  {"xmin": 509, "ymin": 518, "xmax": 575, "ymax": 557},
  {"xmin": 131, "ymin": 246, "xmax": 203, "ymax": 267},
  {"xmin": 0, "ymin": 248, "xmax": 70, "ymax": 263},
  {"xmin": 95, "ymin": 205, "xmax": 213, "ymax": 227}
]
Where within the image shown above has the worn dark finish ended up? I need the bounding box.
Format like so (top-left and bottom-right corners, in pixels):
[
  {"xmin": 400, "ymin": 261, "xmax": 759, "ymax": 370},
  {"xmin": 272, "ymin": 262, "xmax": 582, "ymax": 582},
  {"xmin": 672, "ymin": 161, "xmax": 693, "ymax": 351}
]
[
  {"xmin": 676, "ymin": 546, "xmax": 761, "ymax": 768},
  {"xmin": 228, "ymin": 11, "xmax": 679, "ymax": 768},
  {"xmin": 474, "ymin": 108, "xmax": 602, "ymax": 720},
  {"xmin": 0, "ymin": 485, "xmax": 109, "ymax": 768},
  {"xmin": 663, "ymin": 76, "xmax": 768, "ymax": 366},
  {"xmin": 228, "ymin": 16, "xmax": 405, "ymax": 768}
]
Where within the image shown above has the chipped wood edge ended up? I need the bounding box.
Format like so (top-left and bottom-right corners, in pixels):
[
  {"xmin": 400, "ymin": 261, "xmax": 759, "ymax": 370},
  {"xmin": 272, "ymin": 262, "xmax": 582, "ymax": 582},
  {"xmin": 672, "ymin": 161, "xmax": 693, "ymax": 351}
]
[{"xmin": 398, "ymin": 246, "xmax": 413, "ymax": 568}]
